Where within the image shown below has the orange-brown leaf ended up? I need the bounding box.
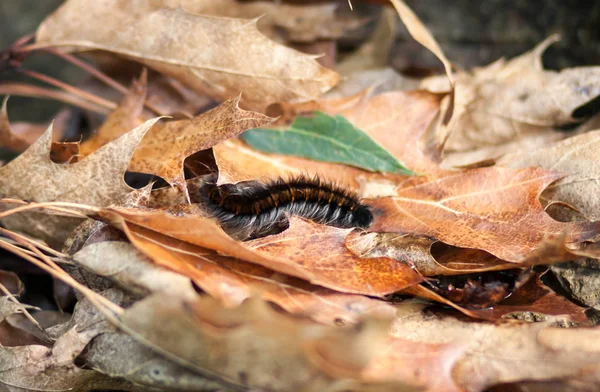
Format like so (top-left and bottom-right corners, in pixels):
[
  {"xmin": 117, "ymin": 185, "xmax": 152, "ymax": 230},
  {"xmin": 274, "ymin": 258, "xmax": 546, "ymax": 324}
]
[
  {"xmin": 117, "ymin": 223, "xmax": 396, "ymax": 325},
  {"xmin": 246, "ymin": 217, "xmax": 423, "ymax": 296},
  {"xmin": 79, "ymin": 70, "xmax": 147, "ymax": 157},
  {"xmin": 368, "ymin": 167, "xmax": 600, "ymax": 262},
  {"xmin": 129, "ymin": 97, "xmax": 272, "ymax": 191}
]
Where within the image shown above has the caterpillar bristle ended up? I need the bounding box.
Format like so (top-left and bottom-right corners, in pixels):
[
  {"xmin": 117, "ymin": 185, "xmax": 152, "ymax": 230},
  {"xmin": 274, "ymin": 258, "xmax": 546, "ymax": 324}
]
[{"xmin": 200, "ymin": 175, "xmax": 373, "ymax": 240}]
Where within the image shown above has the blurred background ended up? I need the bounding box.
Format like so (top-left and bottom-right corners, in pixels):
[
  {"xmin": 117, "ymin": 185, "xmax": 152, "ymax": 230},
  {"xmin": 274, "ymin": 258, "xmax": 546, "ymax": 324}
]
[{"xmin": 1, "ymin": 0, "xmax": 599, "ymax": 122}]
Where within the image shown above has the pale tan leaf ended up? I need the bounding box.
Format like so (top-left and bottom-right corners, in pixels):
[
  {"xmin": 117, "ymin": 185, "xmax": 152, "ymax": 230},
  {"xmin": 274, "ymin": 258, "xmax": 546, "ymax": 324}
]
[
  {"xmin": 36, "ymin": 0, "xmax": 340, "ymax": 111},
  {"xmin": 0, "ymin": 118, "xmax": 160, "ymax": 247}
]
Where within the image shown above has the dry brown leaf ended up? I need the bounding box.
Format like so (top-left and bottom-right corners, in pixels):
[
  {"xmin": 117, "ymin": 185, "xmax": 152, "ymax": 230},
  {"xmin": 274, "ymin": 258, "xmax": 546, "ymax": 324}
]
[
  {"xmin": 368, "ymin": 167, "xmax": 600, "ymax": 262},
  {"xmin": 169, "ymin": 0, "xmax": 366, "ymax": 43},
  {"xmin": 422, "ymin": 36, "xmax": 600, "ymax": 167},
  {"xmin": 0, "ymin": 97, "xmax": 30, "ymax": 152},
  {"xmin": 118, "ymin": 293, "xmax": 415, "ymax": 392},
  {"xmin": 83, "ymin": 331, "xmax": 236, "ymax": 391},
  {"xmin": 363, "ymin": 336, "xmax": 466, "ymax": 392},
  {"xmin": 1, "ymin": 100, "xmax": 71, "ymax": 154},
  {"xmin": 499, "ymin": 129, "xmax": 600, "ymax": 221},
  {"xmin": 62, "ymin": 185, "xmax": 153, "ymax": 255},
  {"xmin": 0, "ymin": 289, "xmax": 144, "ymax": 392},
  {"xmin": 36, "ymin": 0, "xmax": 340, "ymax": 111},
  {"xmin": 0, "ymin": 118, "xmax": 159, "ymax": 247},
  {"xmin": 246, "ymin": 217, "xmax": 423, "ymax": 296},
  {"xmin": 389, "ymin": 0, "xmax": 454, "ymax": 88},
  {"xmin": 384, "ymin": 311, "xmax": 600, "ymax": 391},
  {"xmin": 214, "ymin": 90, "xmax": 442, "ymax": 195},
  {"xmin": 327, "ymin": 8, "xmax": 420, "ymax": 99},
  {"xmin": 90, "ymin": 230, "xmax": 396, "ymax": 325},
  {"xmin": 128, "ymin": 96, "xmax": 272, "ymax": 192},
  {"xmin": 79, "ymin": 70, "xmax": 147, "ymax": 157},
  {"xmin": 97, "ymin": 208, "xmax": 422, "ymax": 298}
]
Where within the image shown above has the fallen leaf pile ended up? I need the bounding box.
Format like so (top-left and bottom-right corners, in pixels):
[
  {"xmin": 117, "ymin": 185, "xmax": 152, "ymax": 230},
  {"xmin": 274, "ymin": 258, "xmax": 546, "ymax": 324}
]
[{"xmin": 1, "ymin": 1, "xmax": 600, "ymax": 391}]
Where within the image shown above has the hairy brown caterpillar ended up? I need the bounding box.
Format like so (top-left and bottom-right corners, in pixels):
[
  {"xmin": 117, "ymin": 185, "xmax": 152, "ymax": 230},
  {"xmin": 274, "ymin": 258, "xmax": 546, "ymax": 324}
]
[{"xmin": 200, "ymin": 175, "xmax": 373, "ymax": 240}]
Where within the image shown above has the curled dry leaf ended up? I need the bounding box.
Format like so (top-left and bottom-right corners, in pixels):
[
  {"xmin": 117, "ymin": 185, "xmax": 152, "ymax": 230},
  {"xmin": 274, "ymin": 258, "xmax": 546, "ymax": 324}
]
[
  {"xmin": 423, "ymin": 36, "xmax": 600, "ymax": 167},
  {"xmin": 368, "ymin": 167, "xmax": 600, "ymax": 262},
  {"xmin": 128, "ymin": 96, "xmax": 272, "ymax": 191},
  {"xmin": 328, "ymin": 8, "xmax": 420, "ymax": 99},
  {"xmin": 118, "ymin": 293, "xmax": 414, "ymax": 392},
  {"xmin": 499, "ymin": 129, "xmax": 600, "ymax": 221},
  {"xmin": 79, "ymin": 70, "xmax": 147, "ymax": 157},
  {"xmin": 0, "ymin": 97, "xmax": 30, "ymax": 152},
  {"xmin": 36, "ymin": 0, "xmax": 340, "ymax": 111},
  {"xmin": 0, "ymin": 118, "xmax": 160, "ymax": 248}
]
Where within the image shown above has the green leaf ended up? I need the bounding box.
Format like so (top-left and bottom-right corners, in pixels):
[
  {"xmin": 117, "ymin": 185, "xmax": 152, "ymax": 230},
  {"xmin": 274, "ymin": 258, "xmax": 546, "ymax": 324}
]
[{"xmin": 241, "ymin": 112, "xmax": 415, "ymax": 175}]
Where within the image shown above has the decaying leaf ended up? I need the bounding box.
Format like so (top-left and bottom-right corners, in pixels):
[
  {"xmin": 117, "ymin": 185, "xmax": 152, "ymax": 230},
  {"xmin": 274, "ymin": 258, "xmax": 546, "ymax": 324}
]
[
  {"xmin": 79, "ymin": 70, "xmax": 148, "ymax": 157},
  {"xmin": 129, "ymin": 96, "xmax": 272, "ymax": 191},
  {"xmin": 36, "ymin": 0, "xmax": 340, "ymax": 111},
  {"xmin": 83, "ymin": 331, "xmax": 235, "ymax": 391},
  {"xmin": 0, "ymin": 97, "xmax": 30, "ymax": 153},
  {"xmin": 422, "ymin": 36, "xmax": 600, "ymax": 167},
  {"xmin": 368, "ymin": 167, "xmax": 600, "ymax": 262},
  {"xmin": 499, "ymin": 129, "xmax": 600, "ymax": 221},
  {"xmin": 0, "ymin": 118, "xmax": 159, "ymax": 247}
]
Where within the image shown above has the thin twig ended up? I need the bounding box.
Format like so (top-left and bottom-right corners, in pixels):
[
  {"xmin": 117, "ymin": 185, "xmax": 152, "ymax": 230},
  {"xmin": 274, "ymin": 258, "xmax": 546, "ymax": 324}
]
[
  {"xmin": 0, "ymin": 200, "xmax": 99, "ymax": 219},
  {"xmin": 0, "ymin": 83, "xmax": 109, "ymax": 115},
  {"xmin": 0, "ymin": 227, "xmax": 66, "ymax": 258},
  {"xmin": 0, "ymin": 237, "xmax": 123, "ymax": 316},
  {"xmin": 17, "ymin": 68, "xmax": 117, "ymax": 111},
  {"xmin": 40, "ymin": 48, "xmax": 165, "ymax": 115},
  {"xmin": 0, "ymin": 282, "xmax": 47, "ymax": 337}
]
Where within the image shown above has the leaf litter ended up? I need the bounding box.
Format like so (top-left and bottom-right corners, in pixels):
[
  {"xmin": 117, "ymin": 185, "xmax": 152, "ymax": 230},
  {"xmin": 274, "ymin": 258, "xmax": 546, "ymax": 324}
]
[{"xmin": 1, "ymin": 0, "xmax": 600, "ymax": 391}]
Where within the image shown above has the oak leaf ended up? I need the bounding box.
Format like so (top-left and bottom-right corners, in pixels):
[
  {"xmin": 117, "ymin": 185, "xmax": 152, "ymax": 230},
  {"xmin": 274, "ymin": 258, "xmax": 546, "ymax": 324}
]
[
  {"xmin": 128, "ymin": 96, "xmax": 272, "ymax": 192},
  {"xmin": 499, "ymin": 129, "xmax": 600, "ymax": 221},
  {"xmin": 422, "ymin": 36, "xmax": 600, "ymax": 167},
  {"xmin": 0, "ymin": 118, "xmax": 159, "ymax": 247},
  {"xmin": 96, "ymin": 208, "xmax": 422, "ymax": 297},
  {"xmin": 36, "ymin": 0, "xmax": 340, "ymax": 111},
  {"xmin": 368, "ymin": 167, "xmax": 600, "ymax": 262}
]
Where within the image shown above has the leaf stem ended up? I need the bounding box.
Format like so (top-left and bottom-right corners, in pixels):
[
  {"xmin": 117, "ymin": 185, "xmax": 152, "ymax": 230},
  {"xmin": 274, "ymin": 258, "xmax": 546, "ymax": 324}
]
[{"xmin": 0, "ymin": 83, "xmax": 109, "ymax": 115}]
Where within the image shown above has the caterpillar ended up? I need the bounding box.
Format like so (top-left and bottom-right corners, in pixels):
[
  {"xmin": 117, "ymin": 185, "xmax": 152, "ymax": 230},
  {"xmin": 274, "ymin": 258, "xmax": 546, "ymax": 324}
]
[{"xmin": 200, "ymin": 175, "xmax": 373, "ymax": 240}]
